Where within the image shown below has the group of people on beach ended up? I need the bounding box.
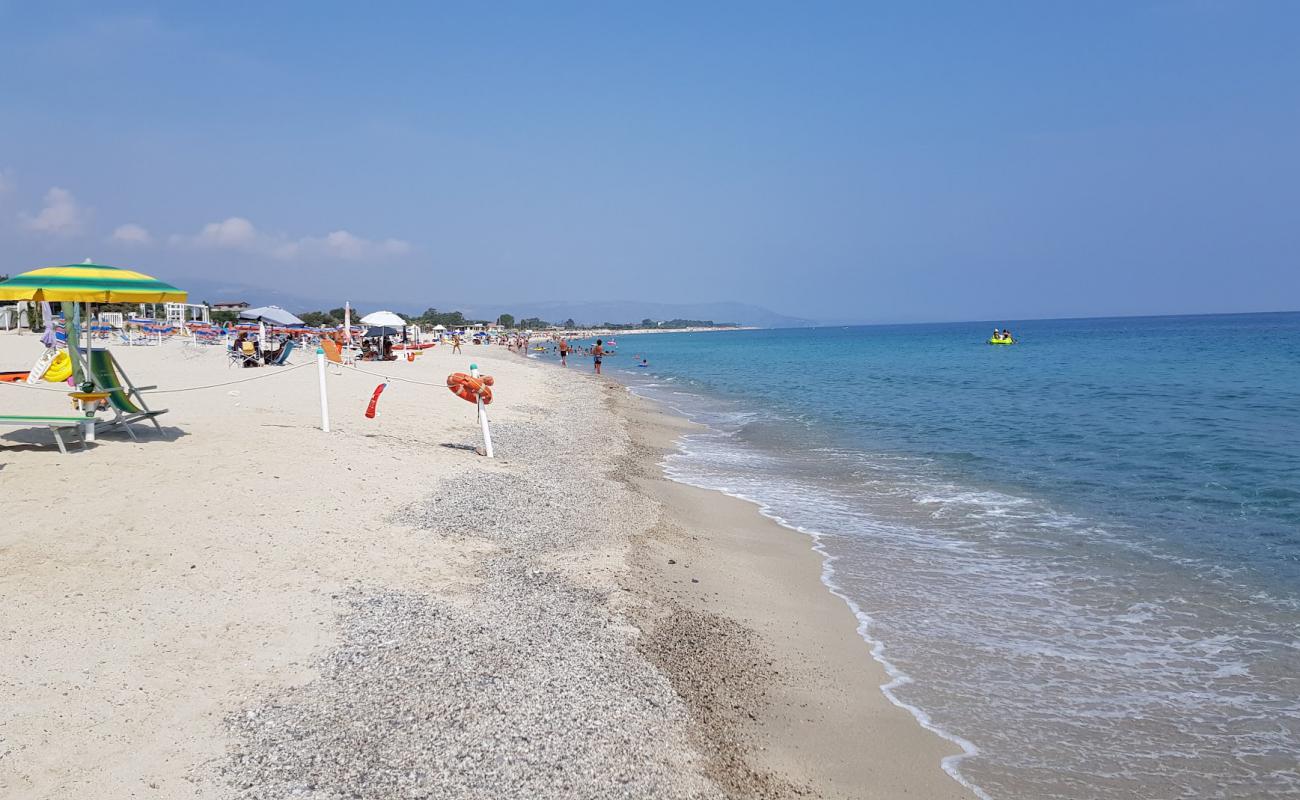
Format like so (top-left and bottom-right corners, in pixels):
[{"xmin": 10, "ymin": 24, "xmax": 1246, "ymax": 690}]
[
  {"xmin": 553, "ymin": 337, "xmax": 604, "ymax": 373},
  {"xmin": 357, "ymin": 338, "xmax": 397, "ymax": 361},
  {"xmin": 229, "ymin": 331, "xmax": 290, "ymax": 367},
  {"xmin": 504, "ymin": 335, "xmax": 532, "ymax": 355}
]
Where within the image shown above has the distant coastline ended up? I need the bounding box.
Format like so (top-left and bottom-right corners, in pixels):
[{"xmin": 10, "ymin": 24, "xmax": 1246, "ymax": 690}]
[{"xmin": 547, "ymin": 325, "xmax": 758, "ymax": 337}]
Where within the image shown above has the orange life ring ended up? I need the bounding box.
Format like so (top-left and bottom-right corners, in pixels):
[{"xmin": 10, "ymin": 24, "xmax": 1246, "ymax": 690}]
[{"xmin": 446, "ymin": 372, "xmax": 494, "ymax": 405}]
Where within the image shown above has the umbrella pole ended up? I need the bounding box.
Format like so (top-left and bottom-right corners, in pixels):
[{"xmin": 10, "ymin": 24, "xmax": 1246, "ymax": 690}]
[{"xmin": 68, "ymin": 302, "xmax": 85, "ymax": 387}]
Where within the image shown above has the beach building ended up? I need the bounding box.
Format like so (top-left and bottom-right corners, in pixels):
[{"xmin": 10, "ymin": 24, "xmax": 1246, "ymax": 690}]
[
  {"xmin": 212, "ymin": 301, "xmax": 250, "ymax": 311},
  {"xmin": 165, "ymin": 302, "xmax": 211, "ymax": 325}
]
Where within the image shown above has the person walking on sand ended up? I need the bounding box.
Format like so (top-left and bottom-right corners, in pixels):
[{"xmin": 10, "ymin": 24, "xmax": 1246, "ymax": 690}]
[
  {"xmin": 452, "ymin": 334, "xmax": 462, "ymax": 354},
  {"xmin": 592, "ymin": 338, "xmax": 605, "ymax": 375},
  {"xmin": 559, "ymin": 338, "xmax": 569, "ymax": 367}
]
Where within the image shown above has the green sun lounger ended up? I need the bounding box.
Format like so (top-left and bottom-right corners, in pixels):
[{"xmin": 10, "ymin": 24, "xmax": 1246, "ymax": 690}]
[
  {"xmin": 87, "ymin": 349, "xmax": 167, "ymax": 440},
  {"xmin": 0, "ymin": 415, "xmax": 87, "ymax": 454}
]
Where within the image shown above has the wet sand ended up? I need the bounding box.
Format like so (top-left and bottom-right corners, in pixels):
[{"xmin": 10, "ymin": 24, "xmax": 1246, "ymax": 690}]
[{"xmin": 611, "ymin": 388, "xmax": 971, "ymax": 798}]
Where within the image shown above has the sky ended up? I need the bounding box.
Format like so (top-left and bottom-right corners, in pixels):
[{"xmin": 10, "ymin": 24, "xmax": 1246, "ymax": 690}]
[{"xmin": 1, "ymin": 1, "xmax": 1297, "ymax": 323}]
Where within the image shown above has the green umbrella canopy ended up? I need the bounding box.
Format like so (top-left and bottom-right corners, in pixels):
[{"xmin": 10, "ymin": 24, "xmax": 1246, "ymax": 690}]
[{"xmin": 0, "ymin": 263, "xmax": 187, "ymax": 303}]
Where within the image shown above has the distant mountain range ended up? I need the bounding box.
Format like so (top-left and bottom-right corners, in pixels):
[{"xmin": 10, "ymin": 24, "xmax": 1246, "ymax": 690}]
[
  {"xmin": 180, "ymin": 277, "xmax": 817, "ymax": 329},
  {"xmin": 459, "ymin": 301, "xmax": 816, "ymax": 329}
]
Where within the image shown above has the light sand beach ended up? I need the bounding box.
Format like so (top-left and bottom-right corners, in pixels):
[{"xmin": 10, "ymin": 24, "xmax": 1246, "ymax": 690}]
[{"xmin": 0, "ymin": 331, "xmax": 970, "ymax": 799}]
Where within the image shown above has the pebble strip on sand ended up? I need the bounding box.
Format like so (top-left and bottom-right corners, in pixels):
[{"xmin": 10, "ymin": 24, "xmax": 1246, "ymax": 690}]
[{"xmin": 218, "ymin": 387, "xmax": 724, "ymax": 799}]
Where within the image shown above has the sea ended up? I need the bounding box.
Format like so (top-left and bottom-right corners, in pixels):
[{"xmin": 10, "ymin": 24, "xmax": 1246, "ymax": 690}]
[{"xmin": 551, "ymin": 313, "xmax": 1300, "ymax": 800}]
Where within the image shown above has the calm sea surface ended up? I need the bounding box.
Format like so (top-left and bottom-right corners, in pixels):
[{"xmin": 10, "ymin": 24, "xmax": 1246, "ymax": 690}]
[{"xmin": 554, "ymin": 313, "xmax": 1300, "ymax": 799}]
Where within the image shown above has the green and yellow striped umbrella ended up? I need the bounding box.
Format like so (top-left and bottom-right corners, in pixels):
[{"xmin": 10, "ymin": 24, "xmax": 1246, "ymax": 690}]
[{"xmin": 0, "ymin": 263, "xmax": 187, "ymax": 303}]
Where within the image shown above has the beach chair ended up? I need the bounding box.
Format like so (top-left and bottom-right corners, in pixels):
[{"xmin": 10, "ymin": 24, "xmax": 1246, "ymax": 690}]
[
  {"xmin": 86, "ymin": 348, "xmax": 167, "ymax": 440},
  {"xmin": 268, "ymin": 339, "xmax": 296, "ymax": 365},
  {"xmin": 228, "ymin": 340, "xmax": 259, "ymax": 369},
  {"xmin": 0, "ymin": 415, "xmax": 87, "ymax": 454},
  {"xmin": 320, "ymin": 339, "xmax": 349, "ymax": 373}
]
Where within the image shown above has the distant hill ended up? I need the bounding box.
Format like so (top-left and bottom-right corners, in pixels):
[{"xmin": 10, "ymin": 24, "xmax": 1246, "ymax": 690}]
[
  {"xmin": 177, "ymin": 278, "xmax": 814, "ymax": 329},
  {"xmin": 180, "ymin": 277, "xmax": 327, "ymax": 313},
  {"xmin": 460, "ymin": 301, "xmax": 816, "ymax": 329}
]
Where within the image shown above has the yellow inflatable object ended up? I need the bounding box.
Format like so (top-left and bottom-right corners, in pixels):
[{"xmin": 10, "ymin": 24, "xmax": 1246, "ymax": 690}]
[
  {"xmin": 43, "ymin": 351, "xmax": 73, "ymax": 382},
  {"xmin": 987, "ymin": 338, "xmax": 1015, "ymax": 345}
]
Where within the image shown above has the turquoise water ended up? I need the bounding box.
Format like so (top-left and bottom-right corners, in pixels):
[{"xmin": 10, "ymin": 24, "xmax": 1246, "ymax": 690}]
[{"xmin": 556, "ymin": 313, "xmax": 1300, "ymax": 799}]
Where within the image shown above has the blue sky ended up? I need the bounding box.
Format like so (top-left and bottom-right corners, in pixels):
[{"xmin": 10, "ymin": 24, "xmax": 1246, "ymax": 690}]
[{"xmin": 1, "ymin": 2, "xmax": 1296, "ymax": 322}]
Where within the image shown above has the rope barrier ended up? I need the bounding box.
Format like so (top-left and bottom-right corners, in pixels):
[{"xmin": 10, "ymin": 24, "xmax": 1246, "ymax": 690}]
[
  {"xmin": 148, "ymin": 362, "xmax": 311, "ymax": 394},
  {"xmin": 5, "ymin": 352, "xmax": 473, "ymax": 397},
  {"xmin": 347, "ymin": 364, "xmax": 446, "ymax": 387},
  {"xmin": 0, "ymin": 379, "xmax": 68, "ymax": 393},
  {"xmin": 0, "ymin": 361, "xmax": 310, "ymax": 395}
]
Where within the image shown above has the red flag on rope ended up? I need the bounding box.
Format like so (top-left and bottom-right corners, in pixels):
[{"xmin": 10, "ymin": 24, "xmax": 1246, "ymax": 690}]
[{"xmin": 365, "ymin": 382, "xmax": 388, "ymax": 419}]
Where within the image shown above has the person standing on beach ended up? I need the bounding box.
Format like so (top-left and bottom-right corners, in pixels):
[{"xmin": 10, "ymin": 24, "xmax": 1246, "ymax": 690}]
[
  {"xmin": 452, "ymin": 334, "xmax": 462, "ymax": 354},
  {"xmin": 592, "ymin": 339, "xmax": 604, "ymax": 375},
  {"xmin": 559, "ymin": 338, "xmax": 569, "ymax": 367}
]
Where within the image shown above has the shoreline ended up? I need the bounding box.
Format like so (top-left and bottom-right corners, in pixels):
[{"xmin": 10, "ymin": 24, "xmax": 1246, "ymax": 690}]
[
  {"xmin": 1, "ymin": 333, "xmax": 969, "ymax": 798},
  {"xmin": 616, "ymin": 378, "xmax": 989, "ymax": 797},
  {"xmin": 606, "ymin": 381, "xmax": 973, "ymax": 798}
]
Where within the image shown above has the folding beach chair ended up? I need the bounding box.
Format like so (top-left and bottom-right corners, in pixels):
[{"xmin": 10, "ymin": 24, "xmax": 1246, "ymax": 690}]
[
  {"xmin": 320, "ymin": 339, "xmax": 349, "ymax": 373},
  {"xmin": 268, "ymin": 338, "xmax": 296, "ymax": 365},
  {"xmin": 0, "ymin": 415, "xmax": 88, "ymax": 454},
  {"xmin": 228, "ymin": 340, "xmax": 259, "ymax": 369},
  {"xmin": 87, "ymin": 348, "xmax": 167, "ymax": 440}
]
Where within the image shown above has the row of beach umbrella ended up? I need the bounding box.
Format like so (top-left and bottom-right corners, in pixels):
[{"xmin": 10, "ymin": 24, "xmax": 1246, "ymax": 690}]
[{"xmin": 0, "ymin": 261, "xmax": 434, "ymax": 383}]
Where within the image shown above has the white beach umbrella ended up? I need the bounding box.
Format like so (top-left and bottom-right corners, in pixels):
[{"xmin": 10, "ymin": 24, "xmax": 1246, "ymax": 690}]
[
  {"xmin": 238, "ymin": 305, "xmax": 305, "ymax": 326},
  {"xmin": 344, "ymin": 301, "xmax": 352, "ymax": 344},
  {"xmin": 432, "ymin": 324, "xmax": 446, "ymax": 331},
  {"xmin": 360, "ymin": 310, "xmax": 405, "ymax": 327}
]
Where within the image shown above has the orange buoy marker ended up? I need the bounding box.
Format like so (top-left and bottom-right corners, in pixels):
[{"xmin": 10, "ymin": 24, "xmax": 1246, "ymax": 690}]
[
  {"xmin": 446, "ymin": 364, "xmax": 495, "ymax": 457},
  {"xmin": 446, "ymin": 372, "xmax": 494, "ymax": 405},
  {"xmin": 365, "ymin": 381, "xmax": 388, "ymax": 419}
]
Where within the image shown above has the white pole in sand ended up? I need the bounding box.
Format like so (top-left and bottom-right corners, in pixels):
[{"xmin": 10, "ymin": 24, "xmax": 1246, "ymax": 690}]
[
  {"xmin": 469, "ymin": 362, "xmax": 493, "ymax": 458},
  {"xmin": 316, "ymin": 348, "xmax": 331, "ymax": 432}
]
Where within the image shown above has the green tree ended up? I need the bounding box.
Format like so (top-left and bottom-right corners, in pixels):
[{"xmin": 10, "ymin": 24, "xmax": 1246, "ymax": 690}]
[
  {"xmin": 415, "ymin": 308, "xmax": 470, "ymax": 328},
  {"xmin": 298, "ymin": 310, "xmax": 335, "ymax": 327},
  {"xmin": 563, "ymin": 318, "xmax": 576, "ymax": 328},
  {"xmin": 497, "ymin": 313, "xmax": 516, "ymax": 329}
]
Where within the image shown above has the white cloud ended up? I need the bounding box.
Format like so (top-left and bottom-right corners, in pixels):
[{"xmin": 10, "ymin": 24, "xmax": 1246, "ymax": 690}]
[
  {"xmin": 297, "ymin": 230, "xmax": 413, "ymax": 260},
  {"xmin": 170, "ymin": 216, "xmax": 268, "ymax": 253},
  {"xmin": 20, "ymin": 187, "xmax": 88, "ymax": 236},
  {"xmin": 192, "ymin": 216, "xmax": 259, "ymax": 248},
  {"xmin": 174, "ymin": 216, "xmax": 411, "ymax": 261},
  {"xmin": 110, "ymin": 223, "xmax": 152, "ymax": 245}
]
